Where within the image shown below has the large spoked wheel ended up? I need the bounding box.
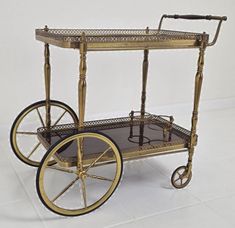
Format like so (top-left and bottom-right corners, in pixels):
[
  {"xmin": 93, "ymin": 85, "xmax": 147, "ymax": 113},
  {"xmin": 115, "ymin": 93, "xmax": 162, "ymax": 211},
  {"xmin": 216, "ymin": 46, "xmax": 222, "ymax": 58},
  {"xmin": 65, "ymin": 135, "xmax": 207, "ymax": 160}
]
[
  {"xmin": 10, "ymin": 100, "xmax": 78, "ymax": 167},
  {"xmin": 36, "ymin": 132, "xmax": 123, "ymax": 216},
  {"xmin": 171, "ymin": 165, "xmax": 192, "ymax": 189}
]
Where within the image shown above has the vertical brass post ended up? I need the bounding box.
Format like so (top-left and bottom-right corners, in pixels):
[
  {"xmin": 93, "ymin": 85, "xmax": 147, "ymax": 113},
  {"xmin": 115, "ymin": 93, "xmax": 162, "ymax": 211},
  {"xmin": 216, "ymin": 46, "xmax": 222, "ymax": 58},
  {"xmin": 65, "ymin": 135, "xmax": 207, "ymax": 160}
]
[
  {"xmin": 78, "ymin": 33, "xmax": 87, "ymax": 128},
  {"xmin": 139, "ymin": 27, "xmax": 149, "ymax": 147},
  {"xmin": 187, "ymin": 33, "xmax": 207, "ymax": 173},
  {"xmin": 77, "ymin": 33, "xmax": 87, "ymax": 170},
  {"xmin": 129, "ymin": 111, "xmax": 134, "ymax": 138},
  {"xmin": 140, "ymin": 27, "xmax": 149, "ymax": 118},
  {"xmin": 44, "ymin": 25, "xmax": 51, "ymax": 128},
  {"xmin": 168, "ymin": 116, "xmax": 174, "ymax": 141}
]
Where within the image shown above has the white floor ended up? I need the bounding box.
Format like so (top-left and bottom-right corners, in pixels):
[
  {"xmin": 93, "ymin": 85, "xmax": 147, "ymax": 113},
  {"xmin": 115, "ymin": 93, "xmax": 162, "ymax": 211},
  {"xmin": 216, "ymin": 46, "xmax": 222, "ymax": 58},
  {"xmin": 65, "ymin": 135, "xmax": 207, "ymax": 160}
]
[{"xmin": 1, "ymin": 107, "xmax": 235, "ymax": 228}]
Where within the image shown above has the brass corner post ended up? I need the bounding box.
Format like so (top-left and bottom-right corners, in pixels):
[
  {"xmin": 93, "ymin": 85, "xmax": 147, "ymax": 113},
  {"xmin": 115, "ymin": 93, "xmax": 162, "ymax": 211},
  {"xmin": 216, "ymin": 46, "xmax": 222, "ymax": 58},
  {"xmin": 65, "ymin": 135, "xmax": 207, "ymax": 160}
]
[
  {"xmin": 44, "ymin": 41, "xmax": 51, "ymax": 128},
  {"xmin": 77, "ymin": 33, "xmax": 87, "ymax": 173},
  {"xmin": 139, "ymin": 27, "xmax": 149, "ymax": 146},
  {"xmin": 140, "ymin": 27, "xmax": 149, "ymax": 117},
  {"xmin": 187, "ymin": 33, "xmax": 207, "ymax": 173},
  {"xmin": 78, "ymin": 33, "xmax": 87, "ymax": 128}
]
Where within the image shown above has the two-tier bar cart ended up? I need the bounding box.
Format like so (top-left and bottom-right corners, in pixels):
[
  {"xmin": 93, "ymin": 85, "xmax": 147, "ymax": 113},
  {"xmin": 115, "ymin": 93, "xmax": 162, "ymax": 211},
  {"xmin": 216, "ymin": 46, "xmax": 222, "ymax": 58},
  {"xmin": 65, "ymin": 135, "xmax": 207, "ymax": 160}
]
[{"xmin": 10, "ymin": 14, "xmax": 227, "ymax": 216}]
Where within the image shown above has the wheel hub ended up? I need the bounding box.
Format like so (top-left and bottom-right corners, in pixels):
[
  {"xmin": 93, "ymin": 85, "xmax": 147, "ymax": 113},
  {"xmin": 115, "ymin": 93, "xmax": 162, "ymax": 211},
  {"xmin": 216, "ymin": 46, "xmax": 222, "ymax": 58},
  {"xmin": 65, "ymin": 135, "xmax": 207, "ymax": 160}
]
[{"xmin": 77, "ymin": 170, "xmax": 87, "ymax": 179}]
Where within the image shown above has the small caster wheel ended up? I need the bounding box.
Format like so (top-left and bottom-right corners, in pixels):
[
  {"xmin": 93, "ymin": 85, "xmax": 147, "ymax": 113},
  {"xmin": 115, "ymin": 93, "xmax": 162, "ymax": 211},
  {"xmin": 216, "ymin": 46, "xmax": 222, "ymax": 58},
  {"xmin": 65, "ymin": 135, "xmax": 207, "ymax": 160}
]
[{"xmin": 171, "ymin": 165, "xmax": 192, "ymax": 189}]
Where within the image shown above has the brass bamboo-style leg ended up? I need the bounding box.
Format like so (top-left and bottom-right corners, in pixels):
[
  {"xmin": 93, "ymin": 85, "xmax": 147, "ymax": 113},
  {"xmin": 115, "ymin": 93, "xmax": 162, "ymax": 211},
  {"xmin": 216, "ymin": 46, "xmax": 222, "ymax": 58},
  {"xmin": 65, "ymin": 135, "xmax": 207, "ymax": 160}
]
[
  {"xmin": 77, "ymin": 33, "xmax": 87, "ymax": 170},
  {"xmin": 140, "ymin": 27, "xmax": 149, "ymax": 117},
  {"xmin": 43, "ymin": 25, "xmax": 51, "ymax": 129},
  {"xmin": 171, "ymin": 35, "xmax": 206, "ymax": 189},
  {"xmin": 187, "ymin": 33, "xmax": 207, "ymax": 175},
  {"xmin": 78, "ymin": 33, "xmax": 87, "ymax": 128},
  {"xmin": 139, "ymin": 47, "xmax": 149, "ymax": 146},
  {"xmin": 140, "ymin": 50, "xmax": 149, "ymax": 117},
  {"xmin": 139, "ymin": 48, "xmax": 149, "ymax": 146},
  {"xmin": 44, "ymin": 41, "xmax": 51, "ymax": 128},
  {"xmin": 139, "ymin": 27, "xmax": 149, "ymax": 146}
]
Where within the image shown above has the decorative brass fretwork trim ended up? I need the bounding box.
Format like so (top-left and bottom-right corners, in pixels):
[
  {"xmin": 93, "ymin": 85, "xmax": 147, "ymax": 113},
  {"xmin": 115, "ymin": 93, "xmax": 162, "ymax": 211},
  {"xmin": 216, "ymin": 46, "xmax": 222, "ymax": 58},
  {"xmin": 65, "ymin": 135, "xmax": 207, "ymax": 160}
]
[
  {"xmin": 36, "ymin": 28, "xmax": 209, "ymax": 50},
  {"xmin": 37, "ymin": 113, "xmax": 194, "ymax": 167}
]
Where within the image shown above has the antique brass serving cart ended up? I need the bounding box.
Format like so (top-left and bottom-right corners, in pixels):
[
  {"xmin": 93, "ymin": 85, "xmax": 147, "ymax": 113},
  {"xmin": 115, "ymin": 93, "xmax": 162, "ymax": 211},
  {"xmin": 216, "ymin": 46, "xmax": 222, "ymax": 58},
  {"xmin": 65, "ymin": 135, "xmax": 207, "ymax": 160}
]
[{"xmin": 10, "ymin": 14, "xmax": 227, "ymax": 216}]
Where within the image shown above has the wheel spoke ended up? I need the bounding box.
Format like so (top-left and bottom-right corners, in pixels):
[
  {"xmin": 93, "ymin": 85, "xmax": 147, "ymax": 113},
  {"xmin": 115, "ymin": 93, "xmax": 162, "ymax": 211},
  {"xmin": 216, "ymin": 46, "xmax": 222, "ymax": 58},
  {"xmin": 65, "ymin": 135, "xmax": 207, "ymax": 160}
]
[
  {"xmin": 36, "ymin": 108, "xmax": 45, "ymax": 127},
  {"xmin": 46, "ymin": 165, "xmax": 76, "ymax": 174},
  {"xmin": 16, "ymin": 131, "xmax": 37, "ymax": 135},
  {"xmin": 84, "ymin": 147, "xmax": 111, "ymax": 172},
  {"xmin": 86, "ymin": 173, "xmax": 113, "ymax": 182},
  {"xmin": 52, "ymin": 110, "xmax": 67, "ymax": 127},
  {"xmin": 52, "ymin": 177, "xmax": 79, "ymax": 202},
  {"xmin": 27, "ymin": 142, "xmax": 41, "ymax": 158},
  {"xmin": 174, "ymin": 177, "xmax": 181, "ymax": 183},
  {"xmin": 80, "ymin": 178, "xmax": 87, "ymax": 208},
  {"xmin": 77, "ymin": 138, "xmax": 84, "ymax": 171},
  {"xmin": 180, "ymin": 178, "xmax": 183, "ymax": 186}
]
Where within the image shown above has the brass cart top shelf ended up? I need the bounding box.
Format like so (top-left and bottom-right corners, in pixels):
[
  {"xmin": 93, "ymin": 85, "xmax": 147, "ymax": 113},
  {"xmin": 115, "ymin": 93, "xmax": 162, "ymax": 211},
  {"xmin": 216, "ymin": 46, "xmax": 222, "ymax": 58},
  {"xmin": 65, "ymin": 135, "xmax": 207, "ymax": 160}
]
[{"xmin": 36, "ymin": 28, "xmax": 209, "ymax": 50}]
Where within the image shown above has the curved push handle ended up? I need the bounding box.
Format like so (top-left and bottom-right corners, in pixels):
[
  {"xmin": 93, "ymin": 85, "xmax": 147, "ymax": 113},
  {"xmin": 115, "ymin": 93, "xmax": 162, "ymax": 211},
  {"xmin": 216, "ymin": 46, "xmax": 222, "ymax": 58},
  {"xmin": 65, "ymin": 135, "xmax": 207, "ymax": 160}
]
[
  {"xmin": 163, "ymin": 14, "xmax": 227, "ymax": 21},
  {"xmin": 158, "ymin": 14, "xmax": 227, "ymax": 46}
]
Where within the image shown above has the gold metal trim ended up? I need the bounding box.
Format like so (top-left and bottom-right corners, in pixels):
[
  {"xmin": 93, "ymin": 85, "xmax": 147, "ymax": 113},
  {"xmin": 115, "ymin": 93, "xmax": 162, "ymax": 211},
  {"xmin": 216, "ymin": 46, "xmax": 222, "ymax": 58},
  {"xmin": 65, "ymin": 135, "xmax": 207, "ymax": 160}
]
[
  {"xmin": 37, "ymin": 113, "xmax": 192, "ymax": 167},
  {"xmin": 35, "ymin": 28, "xmax": 209, "ymax": 50}
]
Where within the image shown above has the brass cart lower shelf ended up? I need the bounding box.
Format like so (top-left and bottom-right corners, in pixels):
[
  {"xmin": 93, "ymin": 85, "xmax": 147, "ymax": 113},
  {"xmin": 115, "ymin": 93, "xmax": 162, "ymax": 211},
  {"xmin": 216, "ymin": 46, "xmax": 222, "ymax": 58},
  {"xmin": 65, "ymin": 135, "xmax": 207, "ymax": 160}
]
[{"xmin": 37, "ymin": 113, "xmax": 195, "ymax": 167}]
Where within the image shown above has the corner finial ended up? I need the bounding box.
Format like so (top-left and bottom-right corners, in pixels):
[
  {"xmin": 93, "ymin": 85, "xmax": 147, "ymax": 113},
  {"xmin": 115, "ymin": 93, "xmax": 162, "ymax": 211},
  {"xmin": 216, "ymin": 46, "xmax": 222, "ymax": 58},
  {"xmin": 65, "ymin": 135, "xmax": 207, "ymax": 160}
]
[
  {"xmin": 81, "ymin": 32, "xmax": 86, "ymax": 42},
  {"xmin": 44, "ymin": 25, "xmax": 49, "ymax": 32},
  {"xmin": 146, "ymin": 26, "xmax": 149, "ymax": 34}
]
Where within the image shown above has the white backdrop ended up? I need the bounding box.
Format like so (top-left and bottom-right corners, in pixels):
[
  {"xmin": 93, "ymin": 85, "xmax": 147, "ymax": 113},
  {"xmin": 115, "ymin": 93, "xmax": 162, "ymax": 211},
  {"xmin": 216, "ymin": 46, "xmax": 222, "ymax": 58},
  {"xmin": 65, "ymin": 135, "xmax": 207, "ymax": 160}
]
[{"xmin": 0, "ymin": 0, "xmax": 234, "ymax": 131}]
